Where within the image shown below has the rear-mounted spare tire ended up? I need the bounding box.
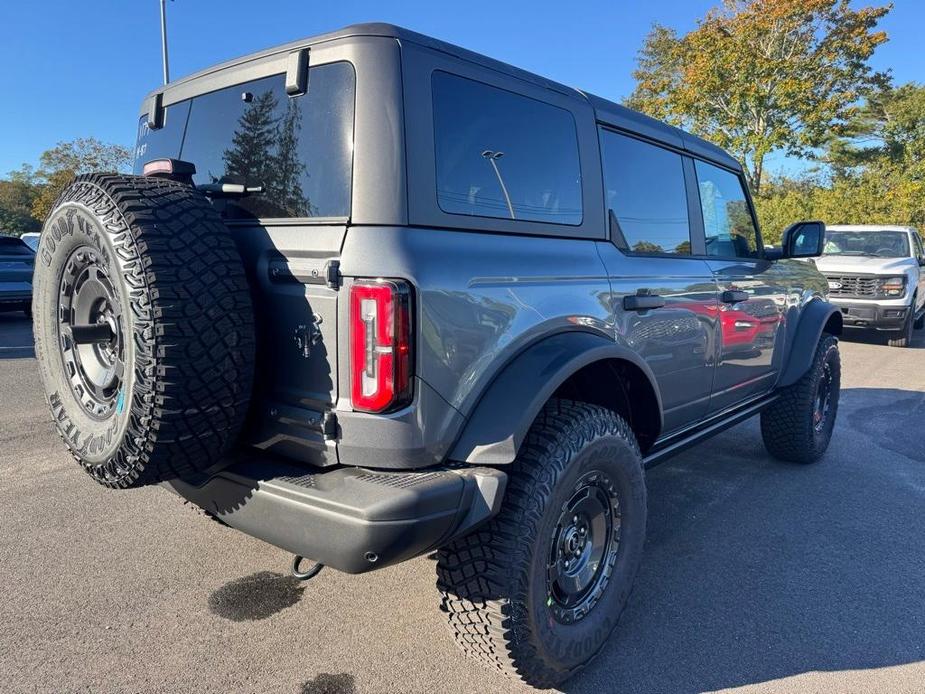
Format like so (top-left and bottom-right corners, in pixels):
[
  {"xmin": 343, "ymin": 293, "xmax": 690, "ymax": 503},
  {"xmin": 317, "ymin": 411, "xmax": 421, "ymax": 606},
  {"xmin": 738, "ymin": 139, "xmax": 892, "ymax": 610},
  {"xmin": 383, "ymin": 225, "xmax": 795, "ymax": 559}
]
[{"xmin": 32, "ymin": 174, "xmax": 256, "ymax": 488}]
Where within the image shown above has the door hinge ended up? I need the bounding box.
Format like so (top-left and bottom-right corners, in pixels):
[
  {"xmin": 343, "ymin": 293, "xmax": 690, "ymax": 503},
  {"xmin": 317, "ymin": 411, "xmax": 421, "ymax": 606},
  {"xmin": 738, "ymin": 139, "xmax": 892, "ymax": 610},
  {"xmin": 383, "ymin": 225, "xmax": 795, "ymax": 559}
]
[
  {"xmin": 325, "ymin": 260, "xmax": 341, "ymax": 289},
  {"xmin": 322, "ymin": 411, "xmax": 338, "ymax": 440}
]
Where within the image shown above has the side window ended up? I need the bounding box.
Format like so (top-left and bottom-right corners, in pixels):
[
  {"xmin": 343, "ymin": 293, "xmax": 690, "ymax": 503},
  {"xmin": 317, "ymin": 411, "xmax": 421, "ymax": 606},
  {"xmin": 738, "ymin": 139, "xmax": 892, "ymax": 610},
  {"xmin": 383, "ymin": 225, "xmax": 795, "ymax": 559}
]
[
  {"xmin": 599, "ymin": 129, "xmax": 691, "ymax": 255},
  {"xmin": 913, "ymin": 233, "xmax": 924, "ymax": 259},
  {"xmin": 694, "ymin": 160, "xmax": 760, "ymax": 258},
  {"xmin": 138, "ymin": 62, "xmax": 356, "ymax": 220},
  {"xmin": 432, "ymin": 72, "xmax": 582, "ymax": 225}
]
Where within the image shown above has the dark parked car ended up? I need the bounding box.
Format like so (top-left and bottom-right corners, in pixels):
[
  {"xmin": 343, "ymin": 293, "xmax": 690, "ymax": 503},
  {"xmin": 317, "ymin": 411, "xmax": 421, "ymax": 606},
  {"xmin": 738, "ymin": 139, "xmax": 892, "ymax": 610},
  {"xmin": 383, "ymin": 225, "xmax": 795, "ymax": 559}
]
[
  {"xmin": 31, "ymin": 24, "xmax": 843, "ymax": 687},
  {"xmin": 0, "ymin": 235, "xmax": 35, "ymax": 317}
]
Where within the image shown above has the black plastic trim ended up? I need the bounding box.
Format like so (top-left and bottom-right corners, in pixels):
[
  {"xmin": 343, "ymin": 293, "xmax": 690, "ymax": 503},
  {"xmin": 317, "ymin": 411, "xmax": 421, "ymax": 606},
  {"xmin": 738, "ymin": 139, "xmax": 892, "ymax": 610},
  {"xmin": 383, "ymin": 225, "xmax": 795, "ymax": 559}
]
[
  {"xmin": 448, "ymin": 331, "xmax": 664, "ymax": 465},
  {"xmin": 778, "ymin": 299, "xmax": 843, "ymax": 387},
  {"xmin": 168, "ymin": 460, "xmax": 507, "ymax": 574},
  {"xmin": 644, "ymin": 392, "xmax": 778, "ymax": 467},
  {"xmin": 285, "ymin": 48, "xmax": 310, "ymax": 95}
]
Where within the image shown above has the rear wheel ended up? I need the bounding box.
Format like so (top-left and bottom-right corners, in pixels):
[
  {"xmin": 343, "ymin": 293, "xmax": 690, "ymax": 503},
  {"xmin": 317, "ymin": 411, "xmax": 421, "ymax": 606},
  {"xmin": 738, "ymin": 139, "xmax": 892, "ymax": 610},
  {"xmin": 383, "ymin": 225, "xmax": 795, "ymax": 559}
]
[
  {"xmin": 761, "ymin": 335, "xmax": 840, "ymax": 463},
  {"xmin": 436, "ymin": 400, "xmax": 646, "ymax": 688},
  {"xmin": 32, "ymin": 173, "xmax": 255, "ymax": 488}
]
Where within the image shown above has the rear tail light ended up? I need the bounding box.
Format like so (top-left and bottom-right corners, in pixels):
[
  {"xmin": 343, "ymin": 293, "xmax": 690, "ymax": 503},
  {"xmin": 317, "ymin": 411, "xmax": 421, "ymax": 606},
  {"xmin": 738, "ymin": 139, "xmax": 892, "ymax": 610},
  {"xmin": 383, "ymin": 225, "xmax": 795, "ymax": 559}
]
[{"xmin": 349, "ymin": 279, "xmax": 413, "ymax": 413}]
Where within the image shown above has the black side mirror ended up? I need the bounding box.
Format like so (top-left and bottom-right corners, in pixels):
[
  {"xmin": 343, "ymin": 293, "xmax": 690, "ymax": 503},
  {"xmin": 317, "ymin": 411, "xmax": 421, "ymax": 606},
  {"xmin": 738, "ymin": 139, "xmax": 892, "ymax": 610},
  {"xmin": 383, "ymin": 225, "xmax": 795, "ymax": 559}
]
[{"xmin": 781, "ymin": 220, "xmax": 826, "ymax": 259}]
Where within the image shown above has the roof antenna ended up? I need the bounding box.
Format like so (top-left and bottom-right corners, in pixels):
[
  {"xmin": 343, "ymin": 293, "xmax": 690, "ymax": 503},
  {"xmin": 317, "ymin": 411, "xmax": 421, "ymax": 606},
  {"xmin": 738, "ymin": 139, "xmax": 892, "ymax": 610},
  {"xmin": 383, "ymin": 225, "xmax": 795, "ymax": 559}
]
[{"xmin": 159, "ymin": 0, "xmax": 173, "ymax": 85}]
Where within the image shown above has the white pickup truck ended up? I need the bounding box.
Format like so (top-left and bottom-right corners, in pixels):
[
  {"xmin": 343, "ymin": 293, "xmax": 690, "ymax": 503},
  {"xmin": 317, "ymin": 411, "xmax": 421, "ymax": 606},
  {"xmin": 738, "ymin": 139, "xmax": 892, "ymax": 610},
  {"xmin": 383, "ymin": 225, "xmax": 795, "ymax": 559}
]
[{"xmin": 816, "ymin": 225, "xmax": 925, "ymax": 347}]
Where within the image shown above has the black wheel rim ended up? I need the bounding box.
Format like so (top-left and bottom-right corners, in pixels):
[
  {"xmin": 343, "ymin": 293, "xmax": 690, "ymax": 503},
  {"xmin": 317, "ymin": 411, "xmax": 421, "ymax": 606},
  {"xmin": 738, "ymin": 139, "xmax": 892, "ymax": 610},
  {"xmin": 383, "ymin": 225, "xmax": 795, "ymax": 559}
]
[
  {"xmin": 813, "ymin": 361, "xmax": 833, "ymax": 433},
  {"xmin": 546, "ymin": 471, "xmax": 622, "ymax": 624},
  {"xmin": 57, "ymin": 246, "xmax": 126, "ymax": 420}
]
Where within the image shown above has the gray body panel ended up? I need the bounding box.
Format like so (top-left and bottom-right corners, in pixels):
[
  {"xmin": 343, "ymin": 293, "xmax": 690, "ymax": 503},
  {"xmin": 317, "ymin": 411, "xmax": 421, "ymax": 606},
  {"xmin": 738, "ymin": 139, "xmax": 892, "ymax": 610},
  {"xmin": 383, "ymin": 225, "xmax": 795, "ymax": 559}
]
[{"xmin": 133, "ymin": 23, "xmax": 837, "ymax": 472}]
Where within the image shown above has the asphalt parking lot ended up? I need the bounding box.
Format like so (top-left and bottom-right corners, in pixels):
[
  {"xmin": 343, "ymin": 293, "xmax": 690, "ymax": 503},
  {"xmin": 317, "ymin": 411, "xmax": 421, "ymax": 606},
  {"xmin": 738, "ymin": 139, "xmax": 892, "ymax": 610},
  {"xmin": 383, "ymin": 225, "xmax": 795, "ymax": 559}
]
[{"xmin": 1, "ymin": 311, "xmax": 923, "ymax": 694}]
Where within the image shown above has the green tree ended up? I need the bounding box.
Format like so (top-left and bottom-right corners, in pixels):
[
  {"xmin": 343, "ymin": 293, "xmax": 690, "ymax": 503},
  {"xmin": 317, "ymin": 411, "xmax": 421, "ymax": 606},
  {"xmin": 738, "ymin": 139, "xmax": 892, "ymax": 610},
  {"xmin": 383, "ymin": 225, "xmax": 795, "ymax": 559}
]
[
  {"xmin": 223, "ymin": 90, "xmax": 279, "ymax": 189},
  {"xmin": 825, "ymin": 82, "xmax": 925, "ymax": 177},
  {"xmin": 753, "ymin": 81, "xmax": 925, "ymax": 240},
  {"xmin": 270, "ymin": 99, "xmax": 311, "ymax": 216},
  {"xmin": 31, "ymin": 138, "xmax": 132, "ymax": 221},
  {"xmin": 0, "ymin": 166, "xmax": 40, "ymax": 234},
  {"xmin": 627, "ymin": 0, "xmax": 892, "ymax": 194}
]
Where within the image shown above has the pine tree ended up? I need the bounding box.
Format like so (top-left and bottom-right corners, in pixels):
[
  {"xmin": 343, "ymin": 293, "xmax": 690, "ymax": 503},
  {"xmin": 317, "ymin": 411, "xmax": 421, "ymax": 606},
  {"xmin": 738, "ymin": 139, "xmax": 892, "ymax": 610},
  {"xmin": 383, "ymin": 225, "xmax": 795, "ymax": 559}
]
[
  {"xmin": 270, "ymin": 99, "xmax": 312, "ymax": 216},
  {"xmin": 223, "ymin": 90, "xmax": 279, "ymax": 190}
]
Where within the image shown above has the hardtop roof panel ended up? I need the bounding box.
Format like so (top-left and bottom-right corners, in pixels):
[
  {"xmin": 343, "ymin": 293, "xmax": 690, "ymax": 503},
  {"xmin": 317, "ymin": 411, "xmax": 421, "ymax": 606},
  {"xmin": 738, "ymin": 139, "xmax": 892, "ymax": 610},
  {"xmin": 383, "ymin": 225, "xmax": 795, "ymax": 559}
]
[{"xmin": 142, "ymin": 22, "xmax": 741, "ymax": 172}]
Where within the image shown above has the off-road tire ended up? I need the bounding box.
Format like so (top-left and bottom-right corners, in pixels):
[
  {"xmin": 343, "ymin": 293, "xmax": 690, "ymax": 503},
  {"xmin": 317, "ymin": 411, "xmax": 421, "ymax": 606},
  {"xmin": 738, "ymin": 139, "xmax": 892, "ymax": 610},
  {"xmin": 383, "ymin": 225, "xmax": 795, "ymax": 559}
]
[
  {"xmin": 914, "ymin": 311, "xmax": 924, "ymax": 330},
  {"xmin": 32, "ymin": 174, "xmax": 255, "ymax": 488},
  {"xmin": 761, "ymin": 334, "xmax": 840, "ymax": 464},
  {"xmin": 889, "ymin": 310, "xmax": 915, "ymax": 347},
  {"xmin": 436, "ymin": 399, "xmax": 647, "ymax": 688}
]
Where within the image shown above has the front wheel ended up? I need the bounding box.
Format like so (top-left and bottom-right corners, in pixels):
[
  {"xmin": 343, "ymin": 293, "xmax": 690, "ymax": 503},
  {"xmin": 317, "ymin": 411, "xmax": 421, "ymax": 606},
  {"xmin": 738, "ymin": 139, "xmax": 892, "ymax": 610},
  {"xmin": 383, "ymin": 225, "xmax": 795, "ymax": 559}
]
[
  {"xmin": 761, "ymin": 334, "xmax": 840, "ymax": 463},
  {"xmin": 888, "ymin": 310, "xmax": 915, "ymax": 347},
  {"xmin": 436, "ymin": 400, "xmax": 646, "ymax": 688}
]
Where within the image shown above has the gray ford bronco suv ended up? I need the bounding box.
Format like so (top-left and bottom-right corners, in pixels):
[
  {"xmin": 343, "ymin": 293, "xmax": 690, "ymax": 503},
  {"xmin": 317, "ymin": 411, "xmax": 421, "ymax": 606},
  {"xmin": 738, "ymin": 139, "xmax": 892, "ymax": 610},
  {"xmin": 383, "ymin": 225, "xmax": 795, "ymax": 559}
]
[{"xmin": 33, "ymin": 23, "xmax": 843, "ymax": 687}]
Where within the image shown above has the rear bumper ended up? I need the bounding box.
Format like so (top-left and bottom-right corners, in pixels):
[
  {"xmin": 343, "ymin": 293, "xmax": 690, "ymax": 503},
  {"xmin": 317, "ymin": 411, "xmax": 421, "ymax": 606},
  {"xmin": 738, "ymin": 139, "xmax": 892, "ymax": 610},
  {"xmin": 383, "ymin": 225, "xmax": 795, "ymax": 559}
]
[
  {"xmin": 168, "ymin": 459, "xmax": 506, "ymax": 573},
  {"xmin": 832, "ymin": 300, "xmax": 909, "ymax": 330}
]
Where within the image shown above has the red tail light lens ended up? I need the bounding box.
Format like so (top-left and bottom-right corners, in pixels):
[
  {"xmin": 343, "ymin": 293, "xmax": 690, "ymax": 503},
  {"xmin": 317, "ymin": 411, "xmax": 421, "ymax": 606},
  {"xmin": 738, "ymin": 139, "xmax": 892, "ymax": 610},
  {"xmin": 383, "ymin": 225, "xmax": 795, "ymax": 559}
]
[{"xmin": 349, "ymin": 279, "xmax": 413, "ymax": 413}]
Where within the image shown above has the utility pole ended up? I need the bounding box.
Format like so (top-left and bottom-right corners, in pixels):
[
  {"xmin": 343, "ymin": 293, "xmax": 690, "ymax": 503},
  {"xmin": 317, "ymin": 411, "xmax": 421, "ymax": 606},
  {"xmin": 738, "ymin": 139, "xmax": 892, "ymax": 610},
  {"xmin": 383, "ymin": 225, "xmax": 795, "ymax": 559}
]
[
  {"xmin": 160, "ymin": 0, "xmax": 171, "ymax": 84},
  {"xmin": 481, "ymin": 150, "xmax": 515, "ymax": 219}
]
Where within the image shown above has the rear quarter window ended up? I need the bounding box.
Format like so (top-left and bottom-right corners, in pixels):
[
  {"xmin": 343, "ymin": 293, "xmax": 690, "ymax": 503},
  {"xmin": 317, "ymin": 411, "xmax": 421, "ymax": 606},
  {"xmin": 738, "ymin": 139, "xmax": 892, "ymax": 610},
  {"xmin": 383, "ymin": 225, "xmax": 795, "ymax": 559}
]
[
  {"xmin": 432, "ymin": 71, "xmax": 582, "ymax": 226},
  {"xmin": 133, "ymin": 61, "xmax": 356, "ymax": 220}
]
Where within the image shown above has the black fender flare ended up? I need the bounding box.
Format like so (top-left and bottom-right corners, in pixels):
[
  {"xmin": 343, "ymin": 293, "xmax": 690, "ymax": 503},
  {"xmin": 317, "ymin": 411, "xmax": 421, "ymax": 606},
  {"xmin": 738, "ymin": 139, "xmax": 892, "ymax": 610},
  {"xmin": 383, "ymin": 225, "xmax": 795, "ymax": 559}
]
[
  {"xmin": 778, "ymin": 298, "xmax": 843, "ymax": 387},
  {"xmin": 448, "ymin": 331, "xmax": 663, "ymax": 465}
]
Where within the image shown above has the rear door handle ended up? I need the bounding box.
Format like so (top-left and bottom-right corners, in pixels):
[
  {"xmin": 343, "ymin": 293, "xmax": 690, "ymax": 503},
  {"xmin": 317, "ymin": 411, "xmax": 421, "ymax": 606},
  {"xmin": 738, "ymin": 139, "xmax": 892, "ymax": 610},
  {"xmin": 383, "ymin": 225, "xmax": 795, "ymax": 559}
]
[
  {"xmin": 623, "ymin": 294, "xmax": 666, "ymax": 311},
  {"xmin": 721, "ymin": 290, "xmax": 750, "ymax": 304}
]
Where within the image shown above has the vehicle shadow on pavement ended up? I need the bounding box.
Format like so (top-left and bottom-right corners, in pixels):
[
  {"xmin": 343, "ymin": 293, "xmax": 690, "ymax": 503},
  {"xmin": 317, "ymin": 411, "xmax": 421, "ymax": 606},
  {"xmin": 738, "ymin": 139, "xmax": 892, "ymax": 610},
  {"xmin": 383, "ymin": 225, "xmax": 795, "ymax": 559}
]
[
  {"xmin": 838, "ymin": 326, "xmax": 925, "ymax": 349},
  {"xmin": 566, "ymin": 385, "xmax": 925, "ymax": 693},
  {"xmin": 0, "ymin": 313, "xmax": 34, "ymax": 359}
]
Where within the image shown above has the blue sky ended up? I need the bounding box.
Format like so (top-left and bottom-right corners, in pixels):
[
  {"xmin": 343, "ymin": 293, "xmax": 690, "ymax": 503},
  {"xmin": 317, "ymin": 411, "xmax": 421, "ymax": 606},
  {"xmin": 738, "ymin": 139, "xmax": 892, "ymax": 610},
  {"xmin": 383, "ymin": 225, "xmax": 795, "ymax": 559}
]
[{"xmin": 1, "ymin": 0, "xmax": 921, "ymax": 177}]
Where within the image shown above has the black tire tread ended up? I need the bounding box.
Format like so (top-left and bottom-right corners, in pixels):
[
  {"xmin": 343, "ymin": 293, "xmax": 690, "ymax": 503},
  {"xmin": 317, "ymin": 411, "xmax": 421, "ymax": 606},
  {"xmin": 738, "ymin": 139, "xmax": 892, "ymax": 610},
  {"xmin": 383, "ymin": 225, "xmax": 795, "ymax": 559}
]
[
  {"xmin": 887, "ymin": 310, "xmax": 914, "ymax": 347},
  {"xmin": 435, "ymin": 399, "xmax": 641, "ymax": 687},
  {"xmin": 760, "ymin": 334, "xmax": 839, "ymax": 464},
  {"xmin": 36, "ymin": 173, "xmax": 255, "ymax": 488}
]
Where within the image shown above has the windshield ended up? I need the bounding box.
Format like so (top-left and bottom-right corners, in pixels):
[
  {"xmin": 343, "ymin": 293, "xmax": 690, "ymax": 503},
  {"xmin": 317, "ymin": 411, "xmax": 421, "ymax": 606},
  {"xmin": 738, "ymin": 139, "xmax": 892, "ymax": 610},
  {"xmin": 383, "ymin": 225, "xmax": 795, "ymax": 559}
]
[{"xmin": 823, "ymin": 230, "xmax": 910, "ymax": 258}]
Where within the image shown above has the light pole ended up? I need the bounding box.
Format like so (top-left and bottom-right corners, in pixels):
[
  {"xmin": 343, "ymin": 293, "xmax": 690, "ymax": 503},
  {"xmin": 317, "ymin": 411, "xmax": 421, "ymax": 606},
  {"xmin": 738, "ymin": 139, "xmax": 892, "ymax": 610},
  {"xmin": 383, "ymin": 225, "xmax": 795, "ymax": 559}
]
[
  {"xmin": 481, "ymin": 150, "xmax": 515, "ymax": 219},
  {"xmin": 160, "ymin": 0, "xmax": 171, "ymax": 85}
]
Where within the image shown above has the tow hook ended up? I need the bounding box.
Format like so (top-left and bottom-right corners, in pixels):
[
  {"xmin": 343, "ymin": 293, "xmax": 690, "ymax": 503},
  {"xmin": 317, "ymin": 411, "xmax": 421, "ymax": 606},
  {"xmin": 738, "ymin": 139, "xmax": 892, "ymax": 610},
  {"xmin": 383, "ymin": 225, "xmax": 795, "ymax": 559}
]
[{"xmin": 290, "ymin": 555, "xmax": 324, "ymax": 581}]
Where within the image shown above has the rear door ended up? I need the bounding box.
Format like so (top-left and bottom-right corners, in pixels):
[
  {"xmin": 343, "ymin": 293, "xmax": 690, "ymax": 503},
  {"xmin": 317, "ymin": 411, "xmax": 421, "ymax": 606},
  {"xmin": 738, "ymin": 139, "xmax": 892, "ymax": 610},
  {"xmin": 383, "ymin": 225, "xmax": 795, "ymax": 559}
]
[
  {"xmin": 0, "ymin": 236, "xmax": 35, "ymax": 306},
  {"xmin": 690, "ymin": 160, "xmax": 787, "ymax": 413},
  {"xmin": 134, "ymin": 60, "xmax": 357, "ymax": 466},
  {"xmin": 597, "ymin": 128, "xmax": 719, "ymax": 434}
]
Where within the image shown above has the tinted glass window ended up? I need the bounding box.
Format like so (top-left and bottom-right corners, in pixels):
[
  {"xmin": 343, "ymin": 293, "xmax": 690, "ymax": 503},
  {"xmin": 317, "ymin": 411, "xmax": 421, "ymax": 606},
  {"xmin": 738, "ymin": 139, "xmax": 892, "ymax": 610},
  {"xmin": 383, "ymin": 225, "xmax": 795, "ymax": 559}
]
[
  {"xmin": 133, "ymin": 100, "xmax": 190, "ymax": 170},
  {"xmin": 133, "ymin": 62, "xmax": 355, "ymax": 220},
  {"xmin": 695, "ymin": 161, "xmax": 759, "ymax": 258},
  {"xmin": 432, "ymin": 72, "xmax": 582, "ymax": 225},
  {"xmin": 0, "ymin": 237, "xmax": 34, "ymax": 255},
  {"xmin": 913, "ymin": 233, "xmax": 924, "ymax": 258},
  {"xmin": 823, "ymin": 230, "xmax": 910, "ymax": 258},
  {"xmin": 600, "ymin": 130, "xmax": 691, "ymax": 255}
]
